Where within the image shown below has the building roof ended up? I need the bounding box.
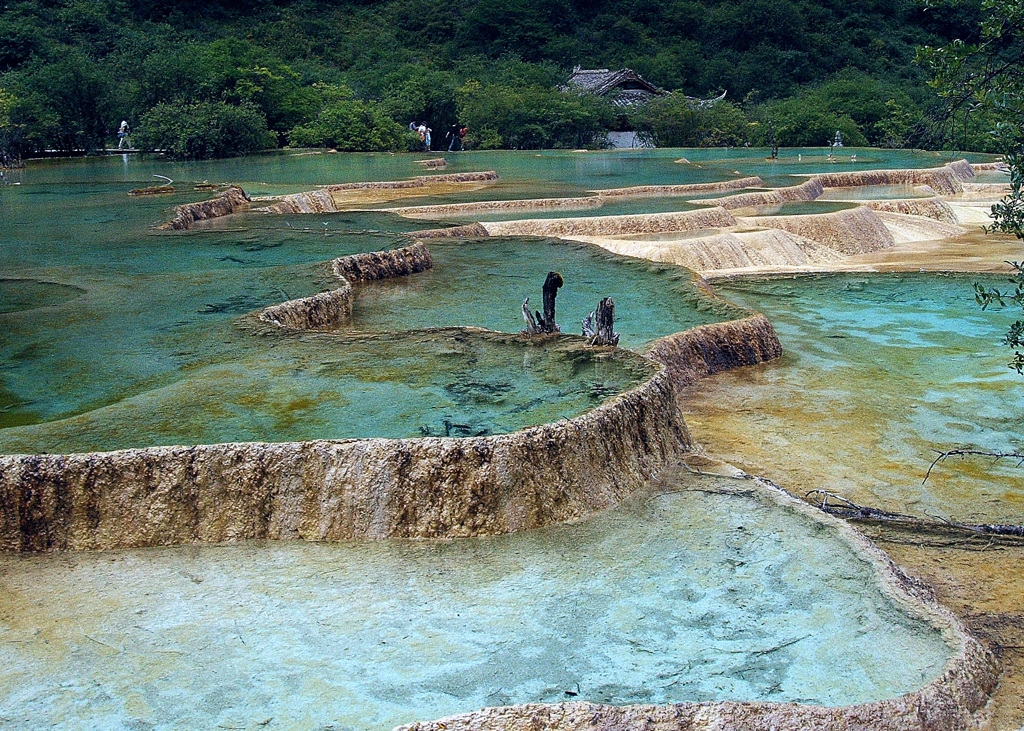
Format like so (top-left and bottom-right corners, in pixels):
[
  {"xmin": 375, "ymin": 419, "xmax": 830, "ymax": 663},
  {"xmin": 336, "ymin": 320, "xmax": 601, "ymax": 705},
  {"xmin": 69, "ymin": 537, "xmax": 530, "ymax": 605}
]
[
  {"xmin": 566, "ymin": 67, "xmax": 664, "ymax": 97},
  {"xmin": 564, "ymin": 67, "xmax": 726, "ymax": 108}
]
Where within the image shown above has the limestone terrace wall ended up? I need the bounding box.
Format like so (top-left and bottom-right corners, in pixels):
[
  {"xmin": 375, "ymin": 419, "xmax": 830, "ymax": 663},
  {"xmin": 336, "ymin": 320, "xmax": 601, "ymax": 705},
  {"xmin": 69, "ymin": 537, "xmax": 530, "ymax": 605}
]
[
  {"xmin": 812, "ymin": 161, "xmax": 972, "ymax": 196},
  {"xmin": 0, "ymin": 315, "xmax": 783, "ymax": 552},
  {"xmin": 258, "ymin": 243, "xmax": 432, "ymax": 330},
  {"xmin": 695, "ymin": 178, "xmax": 824, "ymax": 210},
  {"xmin": 862, "ymin": 197, "xmax": 960, "ymax": 224},
  {"xmin": 482, "ymin": 207, "xmax": 737, "ymax": 237},
  {"xmin": 592, "ymin": 177, "xmax": 765, "ymax": 197},
  {"xmin": 741, "ymin": 206, "xmax": 895, "ymax": 255},
  {"xmin": 161, "ymin": 186, "xmax": 250, "ymax": 230},
  {"xmin": 258, "ymin": 284, "xmax": 353, "ymax": 330},
  {"xmin": 332, "ymin": 242, "xmax": 433, "ymax": 282}
]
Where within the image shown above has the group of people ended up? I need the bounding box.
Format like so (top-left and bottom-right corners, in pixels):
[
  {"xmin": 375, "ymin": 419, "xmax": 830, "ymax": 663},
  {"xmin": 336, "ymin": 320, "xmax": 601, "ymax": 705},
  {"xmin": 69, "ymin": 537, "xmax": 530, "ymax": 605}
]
[{"xmin": 409, "ymin": 121, "xmax": 468, "ymax": 152}]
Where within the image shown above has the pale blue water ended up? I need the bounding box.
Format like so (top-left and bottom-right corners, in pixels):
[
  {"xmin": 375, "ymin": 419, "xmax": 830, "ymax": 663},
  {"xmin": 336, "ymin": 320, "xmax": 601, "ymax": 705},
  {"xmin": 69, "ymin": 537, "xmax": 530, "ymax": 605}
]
[
  {"xmin": 0, "ymin": 479, "xmax": 951, "ymax": 730},
  {"xmin": 710, "ymin": 273, "xmax": 1024, "ymax": 522}
]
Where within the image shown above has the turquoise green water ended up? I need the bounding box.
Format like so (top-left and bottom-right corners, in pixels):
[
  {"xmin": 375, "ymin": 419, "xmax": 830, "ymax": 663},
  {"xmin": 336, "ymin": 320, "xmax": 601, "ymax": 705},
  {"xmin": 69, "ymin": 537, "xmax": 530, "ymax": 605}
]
[
  {"xmin": 0, "ymin": 477, "xmax": 950, "ymax": 730},
  {"xmin": 0, "ymin": 161, "xmax": 731, "ymax": 452},
  {"xmin": 0, "ymin": 331, "xmax": 655, "ymax": 454},
  {"xmin": 0, "ymin": 149, "xmax": 1004, "ymax": 460},
  {"xmin": 0, "ymin": 149, "xmax": 999, "ymax": 727},
  {"xmin": 708, "ymin": 273, "xmax": 1024, "ymax": 523},
  {"xmin": 350, "ymin": 239, "xmax": 736, "ymax": 339}
]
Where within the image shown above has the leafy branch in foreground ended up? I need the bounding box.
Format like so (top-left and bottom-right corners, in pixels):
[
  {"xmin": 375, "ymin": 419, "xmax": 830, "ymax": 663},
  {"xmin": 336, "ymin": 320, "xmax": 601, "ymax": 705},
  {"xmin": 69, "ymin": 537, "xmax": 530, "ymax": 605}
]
[{"xmin": 921, "ymin": 0, "xmax": 1024, "ymax": 372}]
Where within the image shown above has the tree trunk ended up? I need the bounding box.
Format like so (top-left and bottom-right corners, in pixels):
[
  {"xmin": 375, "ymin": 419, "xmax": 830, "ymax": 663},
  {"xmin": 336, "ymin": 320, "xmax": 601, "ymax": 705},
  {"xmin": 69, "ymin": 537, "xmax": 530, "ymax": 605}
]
[
  {"xmin": 539, "ymin": 271, "xmax": 563, "ymax": 333},
  {"xmin": 592, "ymin": 297, "xmax": 619, "ymax": 346}
]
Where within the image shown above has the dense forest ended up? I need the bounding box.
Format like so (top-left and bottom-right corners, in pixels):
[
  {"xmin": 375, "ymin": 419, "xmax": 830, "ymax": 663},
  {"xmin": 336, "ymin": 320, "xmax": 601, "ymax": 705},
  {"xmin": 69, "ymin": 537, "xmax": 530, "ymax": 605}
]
[{"xmin": 0, "ymin": 0, "xmax": 1000, "ymax": 159}]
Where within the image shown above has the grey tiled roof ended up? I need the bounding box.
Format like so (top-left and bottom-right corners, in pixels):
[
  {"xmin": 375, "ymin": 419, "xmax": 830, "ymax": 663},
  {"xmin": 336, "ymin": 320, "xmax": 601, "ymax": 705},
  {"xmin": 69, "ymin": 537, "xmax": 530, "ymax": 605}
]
[
  {"xmin": 564, "ymin": 67, "xmax": 727, "ymax": 108},
  {"xmin": 565, "ymin": 67, "xmax": 663, "ymax": 96}
]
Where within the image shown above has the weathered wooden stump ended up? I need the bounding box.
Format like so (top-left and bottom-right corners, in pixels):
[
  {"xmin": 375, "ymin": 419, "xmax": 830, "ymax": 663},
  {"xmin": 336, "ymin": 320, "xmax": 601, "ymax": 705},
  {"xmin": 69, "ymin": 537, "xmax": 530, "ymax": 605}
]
[
  {"xmin": 522, "ymin": 271, "xmax": 564, "ymax": 335},
  {"xmin": 582, "ymin": 297, "xmax": 620, "ymax": 346}
]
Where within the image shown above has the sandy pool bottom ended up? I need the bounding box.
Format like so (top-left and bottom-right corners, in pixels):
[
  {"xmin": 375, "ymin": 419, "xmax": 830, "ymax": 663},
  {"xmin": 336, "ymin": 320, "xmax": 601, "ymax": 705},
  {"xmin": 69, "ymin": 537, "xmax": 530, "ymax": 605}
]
[{"xmin": 0, "ymin": 475, "xmax": 950, "ymax": 731}]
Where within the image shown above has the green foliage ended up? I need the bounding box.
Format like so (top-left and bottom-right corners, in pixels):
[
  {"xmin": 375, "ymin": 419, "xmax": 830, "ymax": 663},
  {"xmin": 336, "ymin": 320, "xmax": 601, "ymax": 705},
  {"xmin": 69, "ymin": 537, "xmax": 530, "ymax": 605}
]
[
  {"xmin": 287, "ymin": 84, "xmax": 413, "ymax": 151},
  {"xmin": 0, "ymin": 0, "xmax": 999, "ymax": 155},
  {"xmin": 134, "ymin": 100, "xmax": 275, "ymax": 159},
  {"xmin": 633, "ymin": 96, "xmax": 750, "ymax": 147},
  {"xmin": 922, "ymin": 0, "xmax": 1024, "ymax": 372},
  {"xmin": 0, "ymin": 87, "xmax": 23, "ymax": 166},
  {"xmin": 7, "ymin": 51, "xmax": 111, "ymax": 153},
  {"xmin": 757, "ymin": 71, "xmax": 923, "ymax": 147},
  {"xmin": 456, "ymin": 81, "xmax": 613, "ymax": 149},
  {"xmin": 762, "ymin": 97, "xmax": 868, "ymax": 147}
]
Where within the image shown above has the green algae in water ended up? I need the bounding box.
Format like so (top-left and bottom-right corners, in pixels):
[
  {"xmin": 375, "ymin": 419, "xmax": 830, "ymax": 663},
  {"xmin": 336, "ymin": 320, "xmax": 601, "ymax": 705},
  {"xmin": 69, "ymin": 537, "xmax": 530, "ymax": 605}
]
[
  {"xmin": 0, "ymin": 279, "xmax": 84, "ymax": 314},
  {"xmin": 0, "ymin": 330, "xmax": 655, "ymax": 454},
  {"xmin": 0, "ymin": 477, "xmax": 951, "ymax": 731}
]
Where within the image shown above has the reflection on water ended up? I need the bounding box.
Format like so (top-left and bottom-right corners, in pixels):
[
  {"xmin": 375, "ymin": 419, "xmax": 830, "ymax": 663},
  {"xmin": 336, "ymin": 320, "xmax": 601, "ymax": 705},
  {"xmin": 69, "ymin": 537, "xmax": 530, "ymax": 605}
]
[{"xmin": 0, "ymin": 477, "xmax": 950, "ymax": 730}]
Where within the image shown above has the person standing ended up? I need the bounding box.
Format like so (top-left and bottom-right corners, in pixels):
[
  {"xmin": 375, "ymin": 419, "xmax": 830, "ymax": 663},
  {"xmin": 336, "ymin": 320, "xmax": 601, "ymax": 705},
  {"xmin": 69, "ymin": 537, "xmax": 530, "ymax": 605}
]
[
  {"xmin": 117, "ymin": 120, "xmax": 130, "ymax": 150},
  {"xmin": 447, "ymin": 122, "xmax": 461, "ymax": 152}
]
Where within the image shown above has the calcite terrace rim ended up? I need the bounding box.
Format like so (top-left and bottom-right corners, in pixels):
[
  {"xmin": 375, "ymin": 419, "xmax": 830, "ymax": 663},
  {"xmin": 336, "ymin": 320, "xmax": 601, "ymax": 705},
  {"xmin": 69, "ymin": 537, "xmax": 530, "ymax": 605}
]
[
  {"xmin": 0, "ymin": 230, "xmax": 779, "ymax": 554},
  {"xmin": 396, "ymin": 475, "xmax": 999, "ymax": 731},
  {"xmin": 0, "ymin": 157, "xmax": 1006, "ymax": 730}
]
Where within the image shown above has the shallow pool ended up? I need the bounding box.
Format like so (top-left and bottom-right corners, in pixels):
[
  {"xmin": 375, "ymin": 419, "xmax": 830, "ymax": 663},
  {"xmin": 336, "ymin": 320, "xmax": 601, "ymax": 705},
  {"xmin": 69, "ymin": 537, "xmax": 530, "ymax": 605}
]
[
  {"xmin": 690, "ymin": 273, "xmax": 1024, "ymax": 523},
  {"xmin": 0, "ymin": 475, "xmax": 950, "ymax": 730}
]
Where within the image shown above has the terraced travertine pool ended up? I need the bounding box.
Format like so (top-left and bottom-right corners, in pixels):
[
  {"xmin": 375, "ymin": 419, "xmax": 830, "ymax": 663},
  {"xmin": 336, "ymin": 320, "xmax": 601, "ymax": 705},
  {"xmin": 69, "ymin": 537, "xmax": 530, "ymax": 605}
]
[
  {"xmin": 0, "ymin": 147, "xmax": 1009, "ymax": 730},
  {"xmin": 0, "ymin": 478, "xmax": 951, "ymax": 730},
  {"xmin": 685, "ymin": 272, "xmax": 1024, "ymax": 524}
]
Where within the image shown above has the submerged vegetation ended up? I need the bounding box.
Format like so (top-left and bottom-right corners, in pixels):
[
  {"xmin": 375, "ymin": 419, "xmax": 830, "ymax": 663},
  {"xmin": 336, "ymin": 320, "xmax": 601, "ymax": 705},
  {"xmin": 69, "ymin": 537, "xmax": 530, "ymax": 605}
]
[{"xmin": 0, "ymin": 0, "xmax": 1001, "ymax": 159}]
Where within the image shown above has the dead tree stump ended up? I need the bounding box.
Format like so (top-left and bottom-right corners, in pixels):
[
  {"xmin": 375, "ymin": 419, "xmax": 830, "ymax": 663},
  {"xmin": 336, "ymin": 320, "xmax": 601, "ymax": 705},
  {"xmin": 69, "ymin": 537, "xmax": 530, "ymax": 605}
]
[
  {"xmin": 582, "ymin": 297, "xmax": 619, "ymax": 346},
  {"xmin": 522, "ymin": 271, "xmax": 564, "ymax": 335}
]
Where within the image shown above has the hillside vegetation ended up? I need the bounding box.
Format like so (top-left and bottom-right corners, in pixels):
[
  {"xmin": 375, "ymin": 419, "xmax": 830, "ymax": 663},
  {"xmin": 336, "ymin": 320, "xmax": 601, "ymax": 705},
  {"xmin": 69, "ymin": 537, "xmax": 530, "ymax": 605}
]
[{"xmin": 0, "ymin": 0, "xmax": 995, "ymax": 158}]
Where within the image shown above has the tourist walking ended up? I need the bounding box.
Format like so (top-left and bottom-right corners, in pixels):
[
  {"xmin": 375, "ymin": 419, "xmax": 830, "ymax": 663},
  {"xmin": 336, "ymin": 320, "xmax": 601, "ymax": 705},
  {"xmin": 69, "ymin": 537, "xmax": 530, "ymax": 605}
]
[{"xmin": 117, "ymin": 120, "xmax": 130, "ymax": 150}]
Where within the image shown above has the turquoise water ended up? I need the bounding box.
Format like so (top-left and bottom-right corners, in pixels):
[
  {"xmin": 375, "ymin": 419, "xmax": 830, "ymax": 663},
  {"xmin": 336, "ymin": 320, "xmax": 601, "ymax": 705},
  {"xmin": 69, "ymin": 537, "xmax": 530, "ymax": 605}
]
[
  {"xmin": 0, "ymin": 149, "xmax": 996, "ymax": 728},
  {"xmin": 0, "ymin": 477, "xmax": 950, "ymax": 730},
  {"xmin": 708, "ymin": 273, "xmax": 1024, "ymax": 522},
  {"xmin": 350, "ymin": 239, "xmax": 735, "ymax": 339},
  {"xmin": 0, "ymin": 149, "xmax": 1004, "ymax": 460},
  {"xmin": 0, "ymin": 160, "xmax": 733, "ymax": 452},
  {"xmin": 0, "ymin": 331, "xmax": 655, "ymax": 454}
]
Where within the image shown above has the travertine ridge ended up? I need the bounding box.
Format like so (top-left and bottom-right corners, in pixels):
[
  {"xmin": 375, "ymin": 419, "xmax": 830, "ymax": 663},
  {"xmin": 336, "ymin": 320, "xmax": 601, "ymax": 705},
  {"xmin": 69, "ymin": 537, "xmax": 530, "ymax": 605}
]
[
  {"xmin": 739, "ymin": 206, "xmax": 895, "ymax": 255},
  {"xmin": 258, "ymin": 243, "xmax": 432, "ymax": 330},
  {"xmin": 161, "ymin": 186, "xmax": 250, "ymax": 230},
  {"xmin": 0, "ymin": 312, "xmax": 781, "ymax": 551},
  {"xmin": 695, "ymin": 178, "xmax": 825, "ymax": 210},
  {"xmin": 862, "ymin": 196, "xmax": 961, "ymax": 223},
  {"xmin": 482, "ymin": 207, "xmax": 737, "ymax": 237},
  {"xmin": 812, "ymin": 161, "xmax": 974, "ymax": 196}
]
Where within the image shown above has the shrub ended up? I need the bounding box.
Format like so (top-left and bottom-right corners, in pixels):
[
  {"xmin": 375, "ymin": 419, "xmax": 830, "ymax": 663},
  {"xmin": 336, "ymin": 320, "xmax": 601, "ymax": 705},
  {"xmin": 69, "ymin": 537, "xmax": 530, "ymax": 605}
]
[
  {"xmin": 286, "ymin": 85, "xmax": 413, "ymax": 151},
  {"xmin": 134, "ymin": 100, "xmax": 275, "ymax": 159},
  {"xmin": 633, "ymin": 95, "xmax": 750, "ymax": 147},
  {"xmin": 455, "ymin": 80, "xmax": 612, "ymax": 149}
]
